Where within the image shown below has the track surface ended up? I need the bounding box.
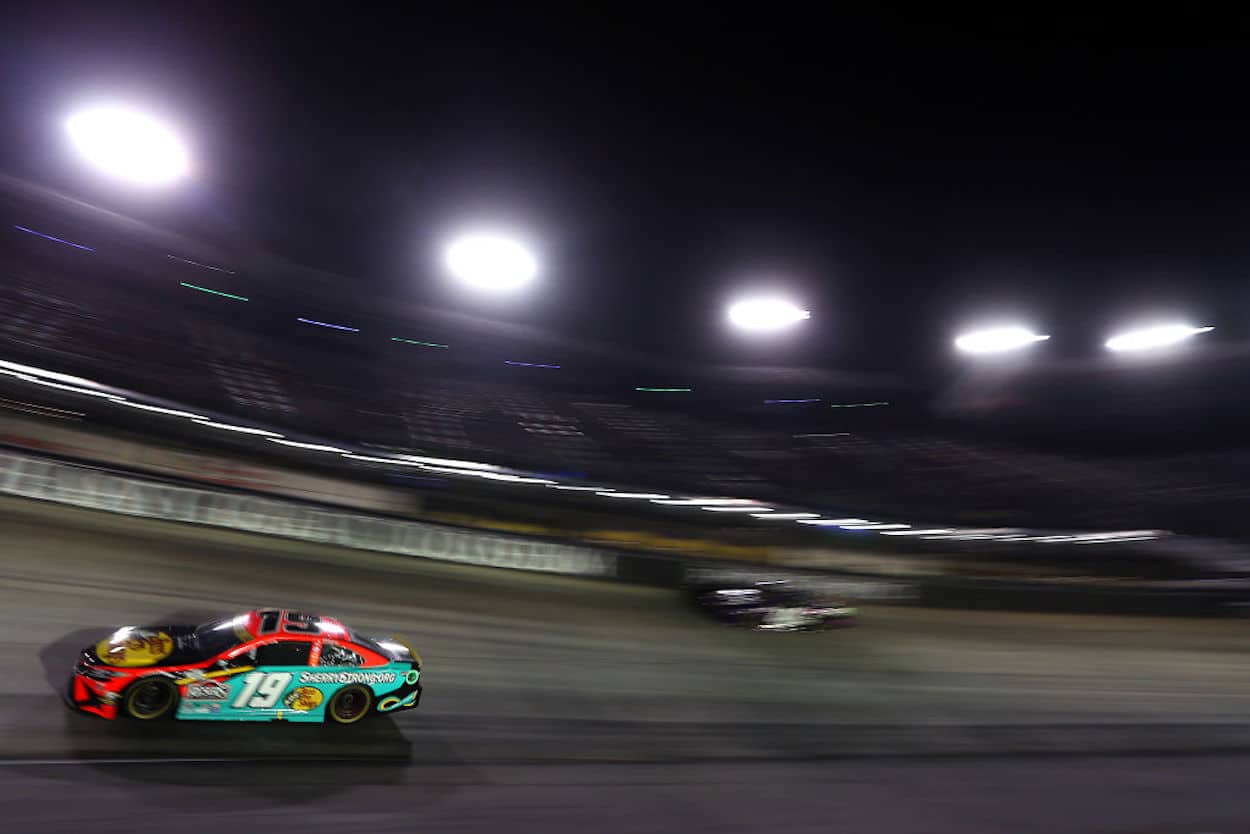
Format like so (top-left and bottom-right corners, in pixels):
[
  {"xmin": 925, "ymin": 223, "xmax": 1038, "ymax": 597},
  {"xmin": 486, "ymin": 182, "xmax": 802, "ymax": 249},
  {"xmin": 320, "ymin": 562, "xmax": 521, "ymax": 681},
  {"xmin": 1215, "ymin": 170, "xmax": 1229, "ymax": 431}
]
[{"xmin": 2, "ymin": 495, "xmax": 1250, "ymax": 831}]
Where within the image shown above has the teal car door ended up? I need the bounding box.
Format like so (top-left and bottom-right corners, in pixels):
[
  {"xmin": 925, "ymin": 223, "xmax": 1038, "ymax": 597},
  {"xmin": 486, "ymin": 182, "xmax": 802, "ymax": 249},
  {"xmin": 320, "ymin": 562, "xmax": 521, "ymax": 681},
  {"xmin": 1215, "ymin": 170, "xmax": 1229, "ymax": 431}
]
[{"xmin": 224, "ymin": 639, "xmax": 318, "ymax": 721}]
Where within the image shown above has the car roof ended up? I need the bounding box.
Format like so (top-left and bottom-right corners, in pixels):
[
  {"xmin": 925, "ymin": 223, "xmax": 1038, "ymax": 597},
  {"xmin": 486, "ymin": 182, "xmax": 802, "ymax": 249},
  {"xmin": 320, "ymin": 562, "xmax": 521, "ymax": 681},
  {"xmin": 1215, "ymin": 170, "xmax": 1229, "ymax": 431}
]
[{"xmin": 242, "ymin": 609, "xmax": 352, "ymax": 639}]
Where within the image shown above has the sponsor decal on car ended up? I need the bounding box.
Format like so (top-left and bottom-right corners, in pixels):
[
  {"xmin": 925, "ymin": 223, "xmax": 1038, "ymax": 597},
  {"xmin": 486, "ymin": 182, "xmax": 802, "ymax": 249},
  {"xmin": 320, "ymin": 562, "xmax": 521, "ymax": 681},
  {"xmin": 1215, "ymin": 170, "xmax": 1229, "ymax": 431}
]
[
  {"xmin": 298, "ymin": 670, "xmax": 398, "ymax": 685},
  {"xmin": 185, "ymin": 680, "xmax": 231, "ymax": 701},
  {"xmin": 182, "ymin": 702, "xmax": 222, "ymax": 715},
  {"xmin": 378, "ymin": 690, "xmax": 420, "ymax": 712},
  {"xmin": 283, "ymin": 686, "xmax": 324, "ymax": 712},
  {"xmin": 95, "ymin": 629, "xmax": 175, "ymax": 667}
]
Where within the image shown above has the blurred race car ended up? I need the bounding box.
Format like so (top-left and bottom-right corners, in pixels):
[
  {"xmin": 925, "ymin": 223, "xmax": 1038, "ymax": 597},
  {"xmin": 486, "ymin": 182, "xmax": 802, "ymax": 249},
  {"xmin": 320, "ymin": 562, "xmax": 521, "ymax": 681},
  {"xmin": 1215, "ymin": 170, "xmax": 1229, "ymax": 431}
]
[
  {"xmin": 68, "ymin": 608, "xmax": 421, "ymax": 723},
  {"xmin": 688, "ymin": 580, "xmax": 858, "ymax": 631}
]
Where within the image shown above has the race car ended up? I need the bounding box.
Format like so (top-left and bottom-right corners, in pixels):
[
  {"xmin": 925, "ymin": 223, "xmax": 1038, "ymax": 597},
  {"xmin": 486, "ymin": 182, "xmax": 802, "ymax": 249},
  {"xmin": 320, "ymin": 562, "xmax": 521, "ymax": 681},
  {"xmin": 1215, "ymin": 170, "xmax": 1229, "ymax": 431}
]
[
  {"xmin": 688, "ymin": 579, "xmax": 858, "ymax": 631},
  {"xmin": 68, "ymin": 608, "xmax": 421, "ymax": 723}
]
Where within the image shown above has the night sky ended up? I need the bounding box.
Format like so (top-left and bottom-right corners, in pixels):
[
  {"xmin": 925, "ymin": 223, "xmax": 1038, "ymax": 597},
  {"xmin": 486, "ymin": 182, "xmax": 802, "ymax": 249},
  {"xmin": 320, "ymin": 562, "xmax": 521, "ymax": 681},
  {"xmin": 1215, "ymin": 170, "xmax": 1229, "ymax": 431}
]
[{"xmin": 2, "ymin": 6, "xmax": 1248, "ymax": 382}]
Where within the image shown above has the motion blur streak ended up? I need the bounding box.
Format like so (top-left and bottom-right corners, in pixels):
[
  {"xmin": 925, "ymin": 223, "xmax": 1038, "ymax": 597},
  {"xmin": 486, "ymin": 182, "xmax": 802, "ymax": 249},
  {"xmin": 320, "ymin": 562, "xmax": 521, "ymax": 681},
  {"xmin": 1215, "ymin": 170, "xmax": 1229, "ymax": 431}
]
[
  {"xmin": 5, "ymin": 498, "xmax": 1250, "ymax": 833},
  {"xmin": 954, "ymin": 326, "xmax": 1050, "ymax": 355},
  {"xmin": 166, "ymin": 254, "xmax": 236, "ymax": 273},
  {"xmin": 179, "ymin": 282, "xmax": 248, "ymax": 301},
  {"xmin": 296, "ymin": 318, "xmax": 361, "ymax": 332},
  {"xmin": 12, "ymin": 224, "xmax": 95, "ymax": 251},
  {"xmin": 1105, "ymin": 323, "xmax": 1215, "ymax": 352}
]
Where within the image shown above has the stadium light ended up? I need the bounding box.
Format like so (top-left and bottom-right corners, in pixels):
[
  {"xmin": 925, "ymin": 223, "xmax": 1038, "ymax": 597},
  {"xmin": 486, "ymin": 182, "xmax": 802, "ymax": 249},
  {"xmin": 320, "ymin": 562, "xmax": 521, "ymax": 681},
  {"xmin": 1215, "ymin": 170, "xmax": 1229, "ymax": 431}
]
[
  {"xmin": 65, "ymin": 105, "xmax": 190, "ymax": 187},
  {"xmin": 727, "ymin": 296, "xmax": 810, "ymax": 333},
  {"xmin": 954, "ymin": 326, "xmax": 1050, "ymax": 355},
  {"xmin": 445, "ymin": 232, "xmax": 538, "ymax": 292},
  {"xmin": 1105, "ymin": 323, "xmax": 1214, "ymax": 353}
]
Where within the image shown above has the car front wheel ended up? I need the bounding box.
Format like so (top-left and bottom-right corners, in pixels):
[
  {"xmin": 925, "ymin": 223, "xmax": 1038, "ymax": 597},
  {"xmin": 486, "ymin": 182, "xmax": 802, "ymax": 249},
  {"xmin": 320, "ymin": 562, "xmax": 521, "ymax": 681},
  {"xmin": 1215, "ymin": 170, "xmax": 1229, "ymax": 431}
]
[{"xmin": 122, "ymin": 677, "xmax": 179, "ymax": 720}]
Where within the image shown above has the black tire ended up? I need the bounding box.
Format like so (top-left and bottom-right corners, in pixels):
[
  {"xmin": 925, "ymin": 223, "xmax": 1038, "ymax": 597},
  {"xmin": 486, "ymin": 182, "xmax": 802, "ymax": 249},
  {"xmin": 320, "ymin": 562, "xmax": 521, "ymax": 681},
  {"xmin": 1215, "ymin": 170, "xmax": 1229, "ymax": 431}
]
[
  {"xmin": 122, "ymin": 677, "xmax": 179, "ymax": 720},
  {"xmin": 326, "ymin": 685, "xmax": 372, "ymax": 725}
]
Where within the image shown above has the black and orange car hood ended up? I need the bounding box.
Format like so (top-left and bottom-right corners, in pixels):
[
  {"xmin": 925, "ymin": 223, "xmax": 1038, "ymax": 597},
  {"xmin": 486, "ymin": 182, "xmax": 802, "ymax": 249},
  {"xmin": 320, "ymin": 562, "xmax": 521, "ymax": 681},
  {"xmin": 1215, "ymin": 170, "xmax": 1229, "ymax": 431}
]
[{"xmin": 87, "ymin": 624, "xmax": 208, "ymax": 668}]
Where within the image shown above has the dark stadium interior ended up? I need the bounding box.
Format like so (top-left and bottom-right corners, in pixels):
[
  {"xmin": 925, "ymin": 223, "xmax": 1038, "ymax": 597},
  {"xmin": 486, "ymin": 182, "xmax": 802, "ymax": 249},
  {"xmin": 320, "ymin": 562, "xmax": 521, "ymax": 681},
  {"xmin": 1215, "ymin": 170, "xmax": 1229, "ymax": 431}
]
[{"xmin": 2, "ymin": 6, "xmax": 1250, "ymax": 833}]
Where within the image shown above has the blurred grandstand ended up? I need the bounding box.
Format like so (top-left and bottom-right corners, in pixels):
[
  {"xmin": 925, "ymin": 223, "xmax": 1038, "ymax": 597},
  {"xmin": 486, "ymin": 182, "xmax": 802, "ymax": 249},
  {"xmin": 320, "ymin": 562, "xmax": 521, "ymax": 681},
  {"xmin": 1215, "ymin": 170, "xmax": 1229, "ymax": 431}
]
[{"xmin": 2, "ymin": 175, "xmax": 1249, "ymax": 548}]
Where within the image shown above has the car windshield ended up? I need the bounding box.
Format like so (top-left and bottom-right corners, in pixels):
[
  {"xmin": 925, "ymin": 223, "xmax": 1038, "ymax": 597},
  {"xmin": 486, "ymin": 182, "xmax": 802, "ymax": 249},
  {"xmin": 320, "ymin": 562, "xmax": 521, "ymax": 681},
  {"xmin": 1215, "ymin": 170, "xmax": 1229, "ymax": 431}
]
[{"xmin": 194, "ymin": 615, "xmax": 251, "ymax": 658}]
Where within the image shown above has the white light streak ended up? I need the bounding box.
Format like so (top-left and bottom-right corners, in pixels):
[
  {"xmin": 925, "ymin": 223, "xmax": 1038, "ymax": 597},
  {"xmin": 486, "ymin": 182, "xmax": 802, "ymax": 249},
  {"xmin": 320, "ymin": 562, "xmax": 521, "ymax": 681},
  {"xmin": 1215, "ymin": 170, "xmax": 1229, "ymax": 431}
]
[
  {"xmin": 192, "ymin": 421, "xmax": 283, "ymax": 438},
  {"xmin": 1105, "ymin": 324, "xmax": 1214, "ymax": 353},
  {"xmin": 598, "ymin": 492, "xmax": 670, "ymax": 499},
  {"xmin": 955, "ymin": 326, "xmax": 1050, "ymax": 355},
  {"xmin": 727, "ymin": 297, "xmax": 811, "ymax": 332},
  {"xmin": 268, "ymin": 439, "xmax": 349, "ymax": 453}
]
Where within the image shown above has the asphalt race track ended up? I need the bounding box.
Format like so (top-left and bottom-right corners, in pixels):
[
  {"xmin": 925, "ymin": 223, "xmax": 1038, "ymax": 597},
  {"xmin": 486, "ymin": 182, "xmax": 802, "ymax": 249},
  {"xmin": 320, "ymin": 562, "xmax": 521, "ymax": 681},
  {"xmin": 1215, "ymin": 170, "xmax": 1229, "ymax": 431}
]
[{"xmin": 3, "ymin": 495, "xmax": 1250, "ymax": 832}]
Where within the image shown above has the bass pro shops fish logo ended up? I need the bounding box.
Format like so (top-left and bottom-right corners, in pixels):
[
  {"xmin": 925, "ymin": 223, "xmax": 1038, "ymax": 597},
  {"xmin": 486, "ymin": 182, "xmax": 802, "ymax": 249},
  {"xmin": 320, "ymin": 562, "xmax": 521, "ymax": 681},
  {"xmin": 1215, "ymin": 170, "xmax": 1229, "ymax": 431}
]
[{"xmin": 283, "ymin": 686, "xmax": 324, "ymax": 712}]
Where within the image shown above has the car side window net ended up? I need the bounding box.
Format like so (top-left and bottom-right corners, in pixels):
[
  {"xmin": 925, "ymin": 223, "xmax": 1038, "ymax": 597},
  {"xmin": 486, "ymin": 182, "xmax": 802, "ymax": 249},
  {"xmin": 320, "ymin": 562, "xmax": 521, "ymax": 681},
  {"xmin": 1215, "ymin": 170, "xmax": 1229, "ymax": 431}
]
[{"xmin": 319, "ymin": 642, "xmax": 365, "ymax": 667}]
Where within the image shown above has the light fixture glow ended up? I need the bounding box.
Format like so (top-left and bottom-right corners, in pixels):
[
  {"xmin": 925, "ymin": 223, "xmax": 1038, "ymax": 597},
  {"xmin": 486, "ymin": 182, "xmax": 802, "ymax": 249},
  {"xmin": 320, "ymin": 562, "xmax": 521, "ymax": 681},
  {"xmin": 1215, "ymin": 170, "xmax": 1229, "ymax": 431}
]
[
  {"xmin": 65, "ymin": 105, "xmax": 190, "ymax": 186},
  {"xmin": 727, "ymin": 297, "xmax": 811, "ymax": 332},
  {"xmin": 1105, "ymin": 324, "xmax": 1214, "ymax": 353},
  {"xmin": 445, "ymin": 233, "xmax": 538, "ymax": 291},
  {"xmin": 955, "ymin": 326, "xmax": 1051, "ymax": 355}
]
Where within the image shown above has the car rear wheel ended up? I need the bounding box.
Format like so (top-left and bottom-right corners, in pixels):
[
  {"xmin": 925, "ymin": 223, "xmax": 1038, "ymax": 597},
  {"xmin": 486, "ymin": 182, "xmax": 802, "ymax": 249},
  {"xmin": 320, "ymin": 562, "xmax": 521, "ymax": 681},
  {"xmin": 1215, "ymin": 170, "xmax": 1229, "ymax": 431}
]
[
  {"xmin": 326, "ymin": 684, "xmax": 372, "ymax": 724},
  {"xmin": 122, "ymin": 677, "xmax": 178, "ymax": 720}
]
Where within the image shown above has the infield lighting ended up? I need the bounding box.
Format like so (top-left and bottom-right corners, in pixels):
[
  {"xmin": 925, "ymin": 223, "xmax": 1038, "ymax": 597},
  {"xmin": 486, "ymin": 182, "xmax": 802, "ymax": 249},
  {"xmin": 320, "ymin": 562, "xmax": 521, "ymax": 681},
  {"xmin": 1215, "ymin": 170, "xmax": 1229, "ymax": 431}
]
[
  {"xmin": 727, "ymin": 297, "xmax": 811, "ymax": 333},
  {"xmin": 881, "ymin": 528, "xmax": 954, "ymax": 536},
  {"xmin": 754, "ymin": 512, "xmax": 820, "ymax": 520},
  {"xmin": 1105, "ymin": 324, "xmax": 1214, "ymax": 353},
  {"xmin": 445, "ymin": 233, "xmax": 538, "ymax": 292},
  {"xmin": 65, "ymin": 105, "xmax": 191, "ymax": 186},
  {"xmin": 955, "ymin": 326, "xmax": 1051, "ymax": 355}
]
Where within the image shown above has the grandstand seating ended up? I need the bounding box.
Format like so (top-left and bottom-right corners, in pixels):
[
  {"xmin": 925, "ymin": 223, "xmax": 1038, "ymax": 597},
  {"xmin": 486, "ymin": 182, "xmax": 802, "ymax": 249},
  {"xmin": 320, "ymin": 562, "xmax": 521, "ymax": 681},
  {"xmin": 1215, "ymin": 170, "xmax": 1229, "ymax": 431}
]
[{"xmin": 2, "ymin": 229, "xmax": 1248, "ymax": 538}]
